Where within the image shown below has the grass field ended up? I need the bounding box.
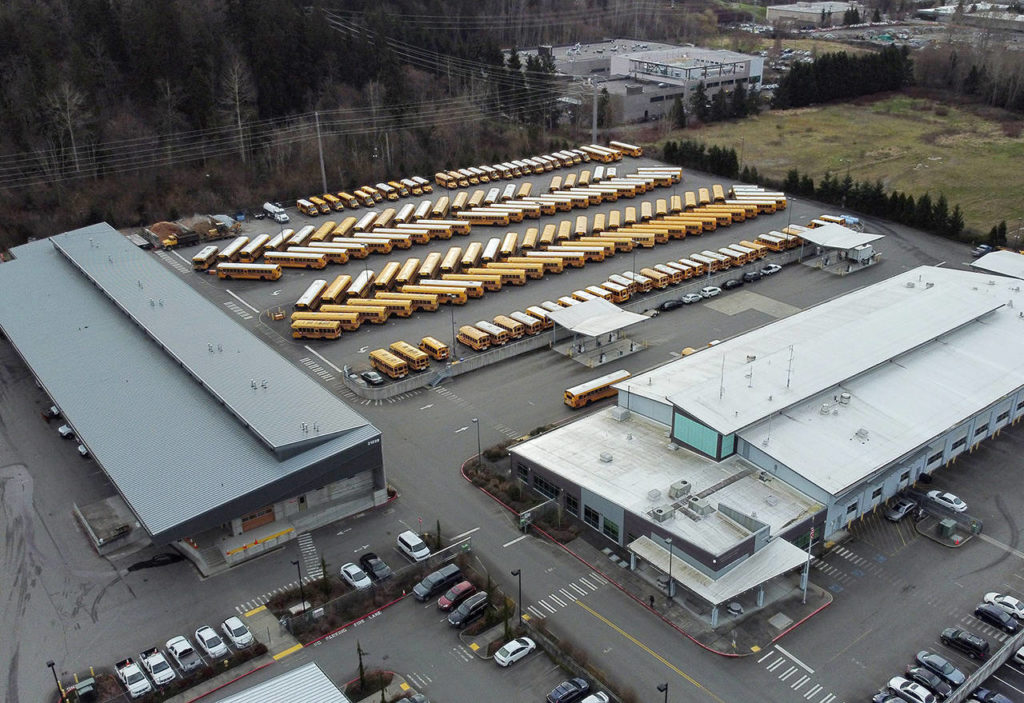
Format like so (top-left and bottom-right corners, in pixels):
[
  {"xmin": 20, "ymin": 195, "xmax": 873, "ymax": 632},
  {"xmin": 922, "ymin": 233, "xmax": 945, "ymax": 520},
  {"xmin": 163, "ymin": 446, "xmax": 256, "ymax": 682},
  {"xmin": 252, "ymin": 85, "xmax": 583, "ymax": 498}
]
[
  {"xmin": 666, "ymin": 94, "xmax": 1024, "ymax": 234},
  {"xmin": 706, "ymin": 35, "xmax": 876, "ymax": 57}
]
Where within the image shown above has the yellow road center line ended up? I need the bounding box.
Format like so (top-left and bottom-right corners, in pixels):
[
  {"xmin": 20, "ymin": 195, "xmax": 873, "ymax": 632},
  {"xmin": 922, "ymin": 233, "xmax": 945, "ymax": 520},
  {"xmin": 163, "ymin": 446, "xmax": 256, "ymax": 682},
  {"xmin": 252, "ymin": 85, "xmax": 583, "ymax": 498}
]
[{"xmin": 575, "ymin": 600, "xmax": 727, "ymax": 703}]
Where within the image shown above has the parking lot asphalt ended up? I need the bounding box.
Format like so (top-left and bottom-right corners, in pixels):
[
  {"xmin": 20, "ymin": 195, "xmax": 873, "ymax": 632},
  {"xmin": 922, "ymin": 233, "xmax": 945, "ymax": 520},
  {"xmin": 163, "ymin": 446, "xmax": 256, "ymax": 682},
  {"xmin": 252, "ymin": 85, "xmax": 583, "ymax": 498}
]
[{"xmin": 2, "ymin": 155, "xmax": 1005, "ymax": 702}]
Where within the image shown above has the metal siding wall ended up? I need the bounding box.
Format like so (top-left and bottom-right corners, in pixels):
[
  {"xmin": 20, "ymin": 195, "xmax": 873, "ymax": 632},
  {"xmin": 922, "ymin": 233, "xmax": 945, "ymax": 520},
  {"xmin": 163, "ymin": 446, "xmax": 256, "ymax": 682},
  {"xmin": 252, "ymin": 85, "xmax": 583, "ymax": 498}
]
[
  {"xmin": 672, "ymin": 413, "xmax": 720, "ymax": 456},
  {"xmin": 736, "ymin": 439, "xmax": 833, "ymax": 505},
  {"xmin": 617, "ymin": 391, "xmax": 672, "ymax": 425},
  {"xmin": 581, "ymin": 488, "xmax": 626, "ymax": 545}
]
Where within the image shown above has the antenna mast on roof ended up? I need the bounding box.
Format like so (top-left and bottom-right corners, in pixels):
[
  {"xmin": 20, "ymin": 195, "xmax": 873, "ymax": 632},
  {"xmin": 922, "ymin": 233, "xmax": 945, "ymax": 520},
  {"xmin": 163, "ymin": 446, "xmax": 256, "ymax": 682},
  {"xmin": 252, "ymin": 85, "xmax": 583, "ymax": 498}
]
[
  {"xmin": 719, "ymin": 352, "xmax": 726, "ymax": 400},
  {"xmin": 786, "ymin": 345, "xmax": 795, "ymax": 388}
]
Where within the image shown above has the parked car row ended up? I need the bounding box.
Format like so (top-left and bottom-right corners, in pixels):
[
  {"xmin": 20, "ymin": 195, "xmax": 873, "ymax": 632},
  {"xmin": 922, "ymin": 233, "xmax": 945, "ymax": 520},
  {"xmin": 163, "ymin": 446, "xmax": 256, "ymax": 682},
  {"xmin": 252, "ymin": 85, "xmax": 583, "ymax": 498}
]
[
  {"xmin": 883, "ymin": 490, "xmax": 968, "ymax": 523},
  {"xmin": 873, "ymin": 588, "xmax": 1024, "ymax": 703},
  {"xmin": 113, "ymin": 618, "xmax": 254, "ymax": 698},
  {"xmin": 654, "ymin": 263, "xmax": 782, "ymax": 312}
]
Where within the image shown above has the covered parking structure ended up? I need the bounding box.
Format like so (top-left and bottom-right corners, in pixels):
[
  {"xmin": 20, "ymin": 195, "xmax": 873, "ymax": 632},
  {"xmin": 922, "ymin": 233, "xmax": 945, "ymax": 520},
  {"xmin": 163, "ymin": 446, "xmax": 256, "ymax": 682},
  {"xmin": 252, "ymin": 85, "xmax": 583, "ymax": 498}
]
[
  {"xmin": 545, "ymin": 297, "xmax": 649, "ymax": 367},
  {"xmin": 796, "ymin": 221, "xmax": 883, "ymax": 274},
  {"xmin": 0, "ymin": 223, "xmax": 387, "ymax": 574}
]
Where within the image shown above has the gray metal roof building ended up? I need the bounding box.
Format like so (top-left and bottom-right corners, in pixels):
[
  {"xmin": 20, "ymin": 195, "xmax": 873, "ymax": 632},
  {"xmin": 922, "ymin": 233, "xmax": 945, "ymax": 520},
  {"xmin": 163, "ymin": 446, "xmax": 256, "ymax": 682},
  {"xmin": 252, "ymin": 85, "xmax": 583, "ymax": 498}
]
[
  {"xmin": 214, "ymin": 662, "xmax": 351, "ymax": 703},
  {"xmin": 0, "ymin": 224, "xmax": 383, "ymax": 545}
]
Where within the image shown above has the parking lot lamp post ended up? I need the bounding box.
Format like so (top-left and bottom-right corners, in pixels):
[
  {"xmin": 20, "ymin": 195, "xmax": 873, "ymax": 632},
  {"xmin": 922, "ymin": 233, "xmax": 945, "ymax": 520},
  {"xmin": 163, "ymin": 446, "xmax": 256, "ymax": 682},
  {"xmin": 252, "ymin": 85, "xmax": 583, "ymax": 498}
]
[
  {"xmin": 511, "ymin": 569, "xmax": 522, "ymax": 623},
  {"xmin": 666, "ymin": 536, "xmax": 674, "ymax": 602},
  {"xmin": 47, "ymin": 661, "xmax": 65, "ymax": 702},
  {"xmin": 472, "ymin": 418, "xmax": 482, "ymax": 466},
  {"xmin": 291, "ymin": 560, "xmax": 307, "ymax": 614},
  {"xmin": 449, "ymin": 295, "xmax": 458, "ymax": 365},
  {"xmin": 657, "ymin": 682, "xmax": 669, "ymax": 703}
]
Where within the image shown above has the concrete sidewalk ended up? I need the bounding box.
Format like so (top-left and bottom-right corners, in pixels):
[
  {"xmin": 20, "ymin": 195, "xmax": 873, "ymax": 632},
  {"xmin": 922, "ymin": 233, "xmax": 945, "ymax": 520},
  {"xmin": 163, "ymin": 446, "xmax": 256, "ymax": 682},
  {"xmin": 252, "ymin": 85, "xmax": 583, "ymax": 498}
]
[{"xmin": 547, "ymin": 527, "xmax": 831, "ymax": 656}]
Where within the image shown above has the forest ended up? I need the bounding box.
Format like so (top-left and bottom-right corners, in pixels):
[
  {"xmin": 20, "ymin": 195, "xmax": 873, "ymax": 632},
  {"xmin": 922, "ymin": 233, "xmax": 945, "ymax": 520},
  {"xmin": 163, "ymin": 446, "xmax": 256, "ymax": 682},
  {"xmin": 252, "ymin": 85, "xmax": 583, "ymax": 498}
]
[{"xmin": 0, "ymin": 0, "xmax": 683, "ymax": 247}]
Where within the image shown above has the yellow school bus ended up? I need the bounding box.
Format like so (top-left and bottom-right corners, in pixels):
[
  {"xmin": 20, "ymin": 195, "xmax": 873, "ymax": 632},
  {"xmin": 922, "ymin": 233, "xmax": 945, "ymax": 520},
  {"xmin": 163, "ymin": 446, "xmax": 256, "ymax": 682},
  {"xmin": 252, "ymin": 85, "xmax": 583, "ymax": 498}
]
[
  {"xmin": 322, "ymin": 193, "xmax": 344, "ymax": 211},
  {"xmin": 374, "ymin": 261, "xmax": 401, "ymax": 290},
  {"xmin": 290, "ymin": 311, "xmax": 361, "ymax": 331},
  {"xmin": 419, "ymin": 336, "xmax": 450, "ymax": 360},
  {"xmin": 192, "ymin": 245, "xmax": 219, "ymax": 270},
  {"xmin": 292, "ymin": 319, "xmax": 342, "ymax": 340},
  {"xmin": 322, "ymin": 275, "xmax": 353, "ymax": 304},
  {"xmin": 564, "ymin": 369, "xmax": 631, "ymax": 408},
  {"xmin": 346, "ymin": 297, "xmax": 413, "ymax": 318},
  {"xmin": 369, "ymin": 349, "xmax": 409, "ymax": 378},
  {"xmin": 457, "ymin": 325, "xmax": 491, "ymax": 351},
  {"xmin": 263, "ymin": 251, "xmax": 328, "ymax": 269},
  {"xmin": 216, "ymin": 263, "xmax": 282, "ymax": 280},
  {"xmin": 337, "ymin": 192, "xmax": 360, "ymax": 209},
  {"xmin": 608, "ymin": 141, "xmax": 642, "ymax": 157},
  {"xmin": 389, "ymin": 341, "xmax": 430, "ymax": 371},
  {"xmin": 401, "ymin": 285, "xmax": 468, "ymax": 305},
  {"xmin": 418, "ymin": 252, "xmax": 442, "ymax": 279},
  {"xmin": 431, "ymin": 196, "xmax": 450, "ymax": 219},
  {"xmin": 440, "ymin": 246, "xmax": 463, "ymax": 274},
  {"xmin": 461, "ymin": 242, "xmax": 483, "ymax": 269},
  {"xmin": 493, "ymin": 315, "xmax": 526, "ymax": 339},
  {"xmin": 444, "ymin": 272, "xmax": 502, "ymax": 291},
  {"xmin": 487, "ymin": 260, "xmax": 544, "ymax": 279},
  {"xmin": 451, "ymin": 191, "xmax": 470, "ymax": 212},
  {"xmin": 506, "ymin": 256, "xmax": 563, "ymax": 274},
  {"xmin": 309, "ymin": 196, "xmax": 332, "ymax": 214},
  {"xmin": 375, "ymin": 291, "xmax": 439, "ymax": 312},
  {"xmin": 509, "ymin": 311, "xmax": 544, "ymax": 335}
]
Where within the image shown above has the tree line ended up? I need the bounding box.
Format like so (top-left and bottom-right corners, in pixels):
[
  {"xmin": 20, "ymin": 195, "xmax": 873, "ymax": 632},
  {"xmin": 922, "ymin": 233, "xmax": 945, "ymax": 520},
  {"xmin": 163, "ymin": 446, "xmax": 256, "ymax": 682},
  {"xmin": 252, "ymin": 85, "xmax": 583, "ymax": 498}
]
[
  {"xmin": 772, "ymin": 46, "xmax": 914, "ymax": 109},
  {"xmin": 660, "ymin": 138, "xmax": 971, "ymax": 239},
  {"xmin": 914, "ymin": 43, "xmax": 1024, "ymax": 114}
]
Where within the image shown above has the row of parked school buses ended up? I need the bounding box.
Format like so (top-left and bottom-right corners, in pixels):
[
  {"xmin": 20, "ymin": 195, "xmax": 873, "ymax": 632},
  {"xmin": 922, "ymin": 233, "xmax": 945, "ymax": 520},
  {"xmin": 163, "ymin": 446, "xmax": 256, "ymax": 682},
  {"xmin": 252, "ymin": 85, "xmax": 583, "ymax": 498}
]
[
  {"xmin": 432, "ymin": 142, "xmax": 640, "ymax": 191},
  {"xmin": 296, "ymin": 177, "xmax": 436, "ymax": 217},
  {"xmin": 279, "ymin": 184, "xmax": 797, "ymax": 339}
]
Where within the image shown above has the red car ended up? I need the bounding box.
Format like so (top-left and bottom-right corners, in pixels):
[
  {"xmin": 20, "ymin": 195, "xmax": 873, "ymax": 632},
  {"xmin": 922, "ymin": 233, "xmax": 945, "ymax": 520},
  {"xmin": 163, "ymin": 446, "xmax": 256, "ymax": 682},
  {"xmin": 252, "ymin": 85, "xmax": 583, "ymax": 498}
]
[{"xmin": 438, "ymin": 580, "xmax": 477, "ymax": 611}]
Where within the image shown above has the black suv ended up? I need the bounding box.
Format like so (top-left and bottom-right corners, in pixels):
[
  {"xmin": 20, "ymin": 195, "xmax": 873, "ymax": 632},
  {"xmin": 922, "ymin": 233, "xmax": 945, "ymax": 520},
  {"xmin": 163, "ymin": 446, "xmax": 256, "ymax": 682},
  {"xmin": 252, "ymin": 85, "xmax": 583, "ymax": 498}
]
[
  {"xmin": 742, "ymin": 270, "xmax": 762, "ymax": 283},
  {"xmin": 940, "ymin": 628, "xmax": 989, "ymax": 659},
  {"xmin": 359, "ymin": 552, "xmax": 392, "ymax": 581},
  {"xmin": 974, "ymin": 603, "xmax": 1019, "ymax": 633},
  {"xmin": 412, "ymin": 564, "xmax": 462, "ymax": 601},
  {"xmin": 446, "ymin": 591, "xmax": 488, "ymax": 628},
  {"xmin": 546, "ymin": 678, "xmax": 590, "ymax": 703},
  {"xmin": 722, "ymin": 278, "xmax": 744, "ymax": 290}
]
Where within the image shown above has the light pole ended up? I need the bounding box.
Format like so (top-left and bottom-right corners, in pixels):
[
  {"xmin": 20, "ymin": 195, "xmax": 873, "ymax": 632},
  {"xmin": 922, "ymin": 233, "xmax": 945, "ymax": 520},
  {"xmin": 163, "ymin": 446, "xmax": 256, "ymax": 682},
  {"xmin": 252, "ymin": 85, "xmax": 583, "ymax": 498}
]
[
  {"xmin": 472, "ymin": 418, "xmax": 482, "ymax": 465},
  {"xmin": 657, "ymin": 682, "xmax": 669, "ymax": 703},
  {"xmin": 511, "ymin": 568, "xmax": 522, "ymax": 624},
  {"xmin": 291, "ymin": 559, "xmax": 307, "ymax": 613},
  {"xmin": 47, "ymin": 660, "xmax": 65, "ymax": 702},
  {"xmin": 665, "ymin": 536, "xmax": 674, "ymax": 603},
  {"xmin": 449, "ymin": 294, "xmax": 458, "ymax": 364}
]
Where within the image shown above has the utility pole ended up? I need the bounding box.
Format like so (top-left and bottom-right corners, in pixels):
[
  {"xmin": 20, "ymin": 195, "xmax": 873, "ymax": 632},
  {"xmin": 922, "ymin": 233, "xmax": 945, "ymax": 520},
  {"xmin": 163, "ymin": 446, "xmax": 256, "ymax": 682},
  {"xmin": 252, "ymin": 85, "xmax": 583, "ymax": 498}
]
[
  {"xmin": 315, "ymin": 111, "xmax": 328, "ymax": 195},
  {"xmin": 591, "ymin": 81, "xmax": 598, "ymax": 144}
]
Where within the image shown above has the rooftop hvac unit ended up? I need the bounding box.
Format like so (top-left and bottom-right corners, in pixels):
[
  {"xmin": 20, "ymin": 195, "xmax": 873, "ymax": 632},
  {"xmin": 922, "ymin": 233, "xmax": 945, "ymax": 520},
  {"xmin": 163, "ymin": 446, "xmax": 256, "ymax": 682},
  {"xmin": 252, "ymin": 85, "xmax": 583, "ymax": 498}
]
[
  {"xmin": 764, "ymin": 495, "xmax": 778, "ymax": 506},
  {"xmin": 855, "ymin": 427, "xmax": 870, "ymax": 441},
  {"xmin": 688, "ymin": 495, "xmax": 715, "ymax": 516},
  {"xmin": 668, "ymin": 480, "xmax": 691, "ymax": 499},
  {"xmin": 905, "ymin": 282, "xmax": 915, "ymax": 288},
  {"xmin": 839, "ymin": 392, "xmax": 851, "ymax": 405},
  {"xmin": 610, "ymin": 406, "xmax": 631, "ymax": 422},
  {"xmin": 652, "ymin": 505, "xmax": 674, "ymax": 522},
  {"xmin": 746, "ymin": 355, "xmax": 757, "ymax": 363},
  {"xmin": 648, "ymin": 489, "xmax": 662, "ymax": 501},
  {"xmin": 819, "ymin": 403, "xmax": 831, "ymax": 415},
  {"xmin": 599, "ymin": 452, "xmax": 614, "ymax": 463}
]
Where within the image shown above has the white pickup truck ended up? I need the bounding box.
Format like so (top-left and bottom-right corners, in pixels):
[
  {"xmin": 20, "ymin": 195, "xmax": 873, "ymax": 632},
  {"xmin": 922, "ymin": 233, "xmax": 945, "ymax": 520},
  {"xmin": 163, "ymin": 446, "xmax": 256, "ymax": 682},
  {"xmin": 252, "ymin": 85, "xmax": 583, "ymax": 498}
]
[
  {"xmin": 139, "ymin": 647, "xmax": 176, "ymax": 685},
  {"xmin": 166, "ymin": 635, "xmax": 203, "ymax": 672},
  {"xmin": 114, "ymin": 658, "xmax": 153, "ymax": 699}
]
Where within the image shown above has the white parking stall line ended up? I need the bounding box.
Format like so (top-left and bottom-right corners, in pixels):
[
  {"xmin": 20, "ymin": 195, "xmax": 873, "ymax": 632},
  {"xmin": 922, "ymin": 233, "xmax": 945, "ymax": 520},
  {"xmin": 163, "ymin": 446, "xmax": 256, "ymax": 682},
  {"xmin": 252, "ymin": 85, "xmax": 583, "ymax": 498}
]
[
  {"xmin": 991, "ymin": 674, "xmax": 1024, "ymax": 696},
  {"xmin": 778, "ymin": 665, "xmax": 798, "ymax": 681},
  {"xmin": 235, "ymin": 605, "xmax": 244, "ymax": 614},
  {"xmin": 559, "ymin": 588, "xmax": 574, "ymax": 600},
  {"xmin": 579, "ymin": 576, "xmax": 598, "ymax": 591},
  {"xmin": 758, "ymin": 651, "xmax": 776, "ymax": 664},
  {"xmin": 766, "ymin": 657, "xmax": 786, "ymax": 672},
  {"xmin": 775, "ymin": 645, "xmax": 815, "ymax": 673},
  {"xmin": 539, "ymin": 600, "xmax": 556, "ymax": 614},
  {"xmin": 503, "ymin": 535, "xmax": 528, "ymax": 548},
  {"xmin": 803, "ymin": 684, "xmax": 823, "ymax": 699},
  {"xmin": 569, "ymin": 583, "xmax": 588, "ymax": 596},
  {"xmin": 452, "ymin": 527, "xmax": 480, "ymax": 541},
  {"xmin": 549, "ymin": 594, "xmax": 566, "ymax": 607},
  {"xmin": 791, "ymin": 675, "xmax": 809, "ymax": 690},
  {"xmin": 527, "ymin": 605, "xmax": 545, "ymax": 619},
  {"xmin": 225, "ymin": 289, "xmax": 259, "ymax": 313}
]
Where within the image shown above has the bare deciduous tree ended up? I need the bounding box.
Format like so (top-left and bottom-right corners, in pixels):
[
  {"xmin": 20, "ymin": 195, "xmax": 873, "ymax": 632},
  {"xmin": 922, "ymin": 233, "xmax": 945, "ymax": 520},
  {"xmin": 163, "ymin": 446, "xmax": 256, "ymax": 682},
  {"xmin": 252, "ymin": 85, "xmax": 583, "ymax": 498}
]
[
  {"xmin": 218, "ymin": 53, "xmax": 257, "ymax": 164},
  {"xmin": 43, "ymin": 80, "xmax": 90, "ymax": 174}
]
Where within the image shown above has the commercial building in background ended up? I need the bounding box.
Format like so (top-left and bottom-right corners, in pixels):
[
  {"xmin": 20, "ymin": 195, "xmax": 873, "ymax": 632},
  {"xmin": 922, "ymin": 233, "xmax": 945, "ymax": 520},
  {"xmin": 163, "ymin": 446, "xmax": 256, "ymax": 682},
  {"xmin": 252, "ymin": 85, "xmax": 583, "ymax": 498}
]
[
  {"xmin": 521, "ymin": 39, "xmax": 763, "ymax": 124},
  {"xmin": 766, "ymin": 1, "xmax": 864, "ymax": 27},
  {"xmin": 512, "ymin": 266, "xmax": 1024, "ymax": 623},
  {"xmin": 0, "ymin": 223, "xmax": 388, "ymax": 575}
]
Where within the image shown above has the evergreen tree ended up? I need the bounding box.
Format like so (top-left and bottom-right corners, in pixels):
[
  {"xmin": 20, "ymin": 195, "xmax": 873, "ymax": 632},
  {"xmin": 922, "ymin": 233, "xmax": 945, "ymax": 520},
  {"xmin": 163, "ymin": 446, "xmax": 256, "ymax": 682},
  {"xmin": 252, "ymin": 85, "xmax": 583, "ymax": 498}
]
[
  {"xmin": 948, "ymin": 205, "xmax": 965, "ymax": 238},
  {"xmin": 710, "ymin": 89, "xmax": 729, "ymax": 122},
  {"xmin": 799, "ymin": 174, "xmax": 815, "ymax": 195},
  {"xmin": 932, "ymin": 194, "xmax": 950, "ymax": 235},
  {"xmin": 873, "ymin": 7, "xmax": 882, "ymax": 21},
  {"xmin": 668, "ymin": 96, "xmax": 686, "ymax": 128},
  {"xmin": 784, "ymin": 169, "xmax": 801, "ymax": 193},
  {"xmin": 915, "ymin": 193, "xmax": 934, "ymax": 230},
  {"xmin": 690, "ymin": 82, "xmax": 709, "ymax": 123},
  {"xmin": 731, "ymin": 82, "xmax": 749, "ymax": 118}
]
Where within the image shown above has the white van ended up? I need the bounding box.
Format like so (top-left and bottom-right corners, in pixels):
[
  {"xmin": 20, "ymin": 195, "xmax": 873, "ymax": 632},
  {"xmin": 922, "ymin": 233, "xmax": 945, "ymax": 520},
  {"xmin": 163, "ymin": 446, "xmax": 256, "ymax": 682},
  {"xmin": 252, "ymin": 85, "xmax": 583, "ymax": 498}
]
[
  {"xmin": 397, "ymin": 530, "xmax": 431, "ymax": 562},
  {"xmin": 262, "ymin": 201, "xmax": 290, "ymax": 224}
]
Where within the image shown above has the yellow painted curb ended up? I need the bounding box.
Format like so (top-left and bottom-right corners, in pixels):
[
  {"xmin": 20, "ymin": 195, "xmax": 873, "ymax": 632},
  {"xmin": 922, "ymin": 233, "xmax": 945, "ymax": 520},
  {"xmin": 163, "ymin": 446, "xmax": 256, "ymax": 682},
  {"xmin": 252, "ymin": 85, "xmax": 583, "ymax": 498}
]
[
  {"xmin": 244, "ymin": 605, "xmax": 267, "ymax": 617},
  {"xmin": 272, "ymin": 644, "xmax": 303, "ymax": 660}
]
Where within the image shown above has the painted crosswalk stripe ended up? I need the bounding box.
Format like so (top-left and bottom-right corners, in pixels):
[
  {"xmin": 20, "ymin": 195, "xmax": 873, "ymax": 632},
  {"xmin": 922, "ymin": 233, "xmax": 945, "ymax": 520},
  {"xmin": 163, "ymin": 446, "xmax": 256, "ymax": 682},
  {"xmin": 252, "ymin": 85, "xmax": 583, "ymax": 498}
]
[
  {"xmin": 539, "ymin": 600, "xmax": 556, "ymax": 613},
  {"xmin": 803, "ymin": 684, "xmax": 823, "ymax": 699},
  {"xmin": 569, "ymin": 583, "xmax": 588, "ymax": 596},
  {"xmin": 766, "ymin": 657, "xmax": 786, "ymax": 672},
  {"xmin": 560, "ymin": 588, "xmax": 574, "ymax": 600},
  {"xmin": 579, "ymin": 577, "xmax": 598, "ymax": 591},
  {"xmin": 528, "ymin": 605, "xmax": 545, "ymax": 618},
  {"xmin": 758, "ymin": 651, "xmax": 775, "ymax": 664},
  {"xmin": 549, "ymin": 594, "xmax": 566, "ymax": 607},
  {"xmin": 779, "ymin": 666, "xmax": 798, "ymax": 681},
  {"xmin": 820, "ymin": 693, "xmax": 835, "ymax": 703},
  {"xmin": 791, "ymin": 675, "xmax": 809, "ymax": 690},
  {"xmin": 591, "ymin": 574, "xmax": 607, "ymax": 585}
]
